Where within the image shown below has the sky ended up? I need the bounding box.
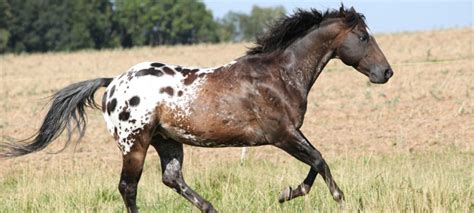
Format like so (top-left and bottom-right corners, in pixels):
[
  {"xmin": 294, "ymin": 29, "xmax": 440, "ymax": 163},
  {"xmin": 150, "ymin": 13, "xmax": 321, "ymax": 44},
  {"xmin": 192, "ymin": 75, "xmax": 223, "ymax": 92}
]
[{"xmin": 203, "ymin": 0, "xmax": 473, "ymax": 33}]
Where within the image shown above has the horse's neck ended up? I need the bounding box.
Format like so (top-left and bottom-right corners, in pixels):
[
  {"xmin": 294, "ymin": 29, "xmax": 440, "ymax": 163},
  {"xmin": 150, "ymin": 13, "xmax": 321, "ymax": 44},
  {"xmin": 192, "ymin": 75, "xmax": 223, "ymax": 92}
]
[{"xmin": 282, "ymin": 24, "xmax": 339, "ymax": 98}]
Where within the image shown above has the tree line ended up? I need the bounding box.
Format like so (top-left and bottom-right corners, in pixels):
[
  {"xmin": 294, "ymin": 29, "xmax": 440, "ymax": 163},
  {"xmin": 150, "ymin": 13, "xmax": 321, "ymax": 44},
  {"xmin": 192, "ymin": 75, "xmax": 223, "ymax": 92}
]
[{"xmin": 0, "ymin": 0, "xmax": 285, "ymax": 53}]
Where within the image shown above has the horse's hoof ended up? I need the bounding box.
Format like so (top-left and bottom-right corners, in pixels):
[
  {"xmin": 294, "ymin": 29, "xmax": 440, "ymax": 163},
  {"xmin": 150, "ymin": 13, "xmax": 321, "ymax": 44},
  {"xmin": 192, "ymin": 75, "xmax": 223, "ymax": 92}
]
[
  {"xmin": 333, "ymin": 190, "xmax": 345, "ymax": 208},
  {"xmin": 278, "ymin": 186, "xmax": 292, "ymax": 203},
  {"xmin": 339, "ymin": 200, "xmax": 345, "ymax": 209},
  {"xmin": 202, "ymin": 202, "xmax": 217, "ymax": 213}
]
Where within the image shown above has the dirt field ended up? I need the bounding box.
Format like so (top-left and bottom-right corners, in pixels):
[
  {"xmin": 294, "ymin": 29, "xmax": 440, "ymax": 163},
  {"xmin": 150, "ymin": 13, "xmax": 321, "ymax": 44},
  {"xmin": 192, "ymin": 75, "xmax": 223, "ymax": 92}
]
[{"xmin": 0, "ymin": 28, "xmax": 472, "ymax": 212}]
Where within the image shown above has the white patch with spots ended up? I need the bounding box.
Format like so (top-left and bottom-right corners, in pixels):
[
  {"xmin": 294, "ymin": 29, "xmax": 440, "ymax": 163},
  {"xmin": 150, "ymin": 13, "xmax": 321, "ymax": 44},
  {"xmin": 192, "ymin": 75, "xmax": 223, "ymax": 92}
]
[{"xmin": 102, "ymin": 61, "xmax": 234, "ymax": 155}]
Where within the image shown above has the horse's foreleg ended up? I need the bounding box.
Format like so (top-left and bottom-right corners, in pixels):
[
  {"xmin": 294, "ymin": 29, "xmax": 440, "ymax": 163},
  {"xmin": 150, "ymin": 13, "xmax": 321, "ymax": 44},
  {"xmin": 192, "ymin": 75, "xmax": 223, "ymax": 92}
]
[
  {"xmin": 275, "ymin": 130, "xmax": 345, "ymax": 206},
  {"xmin": 118, "ymin": 135, "xmax": 150, "ymax": 213},
  {"xmin": 152, "ymin": 138, "xmax": 217, "ymax": 213}
]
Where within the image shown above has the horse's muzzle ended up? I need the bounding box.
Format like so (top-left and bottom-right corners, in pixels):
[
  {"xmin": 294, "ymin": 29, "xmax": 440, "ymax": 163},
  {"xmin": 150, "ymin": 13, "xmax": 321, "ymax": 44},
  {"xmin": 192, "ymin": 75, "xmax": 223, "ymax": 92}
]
[{"xmin": 369, "ymin": 66, "xmax": 393, "ymax": 84}]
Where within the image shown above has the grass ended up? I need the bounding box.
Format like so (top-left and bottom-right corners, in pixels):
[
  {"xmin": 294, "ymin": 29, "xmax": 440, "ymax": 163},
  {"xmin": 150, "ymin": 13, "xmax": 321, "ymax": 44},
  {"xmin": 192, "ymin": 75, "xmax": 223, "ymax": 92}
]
[
  {"xmin": 0, "ymin": 27, "xmax": 473, "ymax": 212},
  {"xmin": 0, "ymin": 150, "xmax": 472, "ymax": 212}
]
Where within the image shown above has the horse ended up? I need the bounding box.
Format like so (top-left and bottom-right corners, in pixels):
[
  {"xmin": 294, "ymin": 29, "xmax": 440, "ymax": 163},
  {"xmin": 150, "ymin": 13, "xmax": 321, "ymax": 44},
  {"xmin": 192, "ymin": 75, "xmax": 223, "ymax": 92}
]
[{"xmin": 0, "ymin": 6, "xmax": 393, "ymax": 212}]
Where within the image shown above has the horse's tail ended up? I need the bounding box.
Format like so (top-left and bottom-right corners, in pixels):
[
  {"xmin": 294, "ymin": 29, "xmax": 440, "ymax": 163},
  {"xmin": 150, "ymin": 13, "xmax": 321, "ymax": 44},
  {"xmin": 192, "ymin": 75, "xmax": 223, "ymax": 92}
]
[{"xmin": 0, "ymin": 78, "xmax": 113, "ymax": 158}]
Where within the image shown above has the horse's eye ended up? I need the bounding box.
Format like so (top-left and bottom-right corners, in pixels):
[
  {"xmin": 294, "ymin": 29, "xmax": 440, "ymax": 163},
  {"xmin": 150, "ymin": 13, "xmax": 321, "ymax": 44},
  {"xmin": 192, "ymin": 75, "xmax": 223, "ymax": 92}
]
[{"xmin": 359, "ymin": 34, "xmax": 369, "ymax": 42}]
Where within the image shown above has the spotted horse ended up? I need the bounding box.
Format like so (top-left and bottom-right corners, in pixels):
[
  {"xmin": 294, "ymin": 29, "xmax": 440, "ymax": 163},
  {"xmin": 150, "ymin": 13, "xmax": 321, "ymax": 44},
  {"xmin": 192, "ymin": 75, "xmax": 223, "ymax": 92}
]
[{"xmin": 0, "ymin": 6, "xmax": 393, "ymax": 212}]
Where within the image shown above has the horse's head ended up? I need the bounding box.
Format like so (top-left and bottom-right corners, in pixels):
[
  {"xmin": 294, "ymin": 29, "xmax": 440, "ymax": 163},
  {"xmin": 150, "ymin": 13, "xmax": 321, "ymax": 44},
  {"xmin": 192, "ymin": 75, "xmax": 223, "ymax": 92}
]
[{"xmin": 334, "ymin": 7, "xmax": 393, "ymax": 84}]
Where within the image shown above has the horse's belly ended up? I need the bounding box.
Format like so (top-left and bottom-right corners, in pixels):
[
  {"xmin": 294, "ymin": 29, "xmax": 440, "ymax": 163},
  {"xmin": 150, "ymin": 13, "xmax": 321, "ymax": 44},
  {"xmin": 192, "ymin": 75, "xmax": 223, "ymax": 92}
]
[{"xmin": 158, "ymin": 112, "xmax": 269, "ymax": 148}]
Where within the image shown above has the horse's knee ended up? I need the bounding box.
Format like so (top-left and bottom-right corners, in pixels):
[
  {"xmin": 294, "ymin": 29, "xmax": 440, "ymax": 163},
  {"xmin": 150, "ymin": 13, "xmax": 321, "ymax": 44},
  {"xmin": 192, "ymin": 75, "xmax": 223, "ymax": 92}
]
[
  {"xmin": 118, "ymin": 180, "xmax": 137, "ymax": 197},
  {"xmin": 310, "ymin": 158, "xmax": 324, "ymax": 171},
  {"xmin": 162, "ymin": 159, "xmax": 181, "ymax": 188},
  {"xmin": 118, "ymin": 181, "xmax": 127, "ymax": 194},
  {"xmin": 310, "ymin": 150, "xmax": 327, "ymax": 171}
]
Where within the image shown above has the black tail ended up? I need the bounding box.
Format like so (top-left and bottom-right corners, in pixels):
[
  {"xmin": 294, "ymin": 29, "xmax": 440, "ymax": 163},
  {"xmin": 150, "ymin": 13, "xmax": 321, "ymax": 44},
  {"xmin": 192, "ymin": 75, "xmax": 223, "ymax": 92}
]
[{"xmin": 0, "ymin": 78, "xmax": 112, "ymax": 158}]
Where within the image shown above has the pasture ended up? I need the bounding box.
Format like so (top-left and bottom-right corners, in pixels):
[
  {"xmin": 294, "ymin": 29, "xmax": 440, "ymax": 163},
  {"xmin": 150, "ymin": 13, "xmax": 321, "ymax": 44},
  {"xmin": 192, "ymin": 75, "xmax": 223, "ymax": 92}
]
[{"xmin": 0, "ymin": 28, "xmax": 473, "ymax": 212}]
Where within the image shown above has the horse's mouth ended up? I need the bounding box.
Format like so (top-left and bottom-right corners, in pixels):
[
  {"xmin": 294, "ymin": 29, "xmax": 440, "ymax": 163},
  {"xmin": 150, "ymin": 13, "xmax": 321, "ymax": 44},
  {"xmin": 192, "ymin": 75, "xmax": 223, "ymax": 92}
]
[
  {"xmin": 369, "ymin": 77, "xmax": 389, "ymax": 84},
  {"xmin": 356, "ymin": 65, "xmax": 392, "ymax": 84}
]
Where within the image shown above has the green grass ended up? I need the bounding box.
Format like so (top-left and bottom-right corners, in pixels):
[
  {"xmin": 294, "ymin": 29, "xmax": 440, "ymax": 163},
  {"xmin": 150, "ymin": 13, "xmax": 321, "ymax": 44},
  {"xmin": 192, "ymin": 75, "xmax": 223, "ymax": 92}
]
[{"xmin": 0, "ymin": 150, "xmax": 472, "ymax": 212}]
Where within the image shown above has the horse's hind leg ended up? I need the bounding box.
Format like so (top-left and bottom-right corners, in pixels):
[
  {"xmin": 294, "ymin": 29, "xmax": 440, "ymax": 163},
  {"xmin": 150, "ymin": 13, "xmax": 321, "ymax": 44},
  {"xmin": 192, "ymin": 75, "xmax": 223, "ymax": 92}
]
[
  {"xmin": 151, "ymin": 136, "xmax": 217, "ymax": 213},
  {"xmin": 276, "ymin": 130, "xmax": 344, "ymax": 206},
  {"xmin": 117, "ymin": 134, "xmax": 151, "ymax": 213},
  {"xmin": 278, "ymin": 168, "xmax": 317, "ymax": 203}
]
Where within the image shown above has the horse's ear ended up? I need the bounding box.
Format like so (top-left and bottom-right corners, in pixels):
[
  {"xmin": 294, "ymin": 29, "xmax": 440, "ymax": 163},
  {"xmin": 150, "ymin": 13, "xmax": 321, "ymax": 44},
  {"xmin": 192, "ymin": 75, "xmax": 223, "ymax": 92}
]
[
  {"xmin": 349, "ymin": 6, "xmax": 356, "ymax": 13},
  {"xmin": 339, "ymin": 4, "xmax": 345, "ymax": 17}
]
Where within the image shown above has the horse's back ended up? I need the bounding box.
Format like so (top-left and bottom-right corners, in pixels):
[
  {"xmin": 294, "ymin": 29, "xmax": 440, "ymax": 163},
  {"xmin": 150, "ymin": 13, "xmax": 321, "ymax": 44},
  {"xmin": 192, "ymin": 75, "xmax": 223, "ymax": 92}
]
[{"xmin": 101, "ymin": 61, "xmax": 253, "ymax": 153}]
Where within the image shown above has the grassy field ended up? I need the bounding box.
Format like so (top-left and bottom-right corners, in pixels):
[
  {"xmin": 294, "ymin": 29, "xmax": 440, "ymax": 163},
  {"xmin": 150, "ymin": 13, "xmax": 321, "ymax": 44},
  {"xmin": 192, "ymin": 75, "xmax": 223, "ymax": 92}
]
[
  {"xmin": 0, "ymin": 150, "xmax": 471, "ymax": 212},
  {"xmin": 0, "ymin": 28, "xmax": 473, "ymax": 212}
]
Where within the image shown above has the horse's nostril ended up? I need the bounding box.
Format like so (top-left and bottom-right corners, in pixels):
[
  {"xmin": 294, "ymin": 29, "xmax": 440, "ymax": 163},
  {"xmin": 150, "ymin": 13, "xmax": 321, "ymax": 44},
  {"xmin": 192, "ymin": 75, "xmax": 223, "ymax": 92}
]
[{"xmin": 384, "ymin": 68, "xmax": 393, "ymax": 79}]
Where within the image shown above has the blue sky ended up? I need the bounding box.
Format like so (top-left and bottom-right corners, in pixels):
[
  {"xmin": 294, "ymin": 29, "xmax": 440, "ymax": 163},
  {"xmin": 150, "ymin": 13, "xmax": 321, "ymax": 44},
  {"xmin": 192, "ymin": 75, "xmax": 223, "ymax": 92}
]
[{"xmin": 203, "ymin": 0, "xmax": 473, "ymax": 33}]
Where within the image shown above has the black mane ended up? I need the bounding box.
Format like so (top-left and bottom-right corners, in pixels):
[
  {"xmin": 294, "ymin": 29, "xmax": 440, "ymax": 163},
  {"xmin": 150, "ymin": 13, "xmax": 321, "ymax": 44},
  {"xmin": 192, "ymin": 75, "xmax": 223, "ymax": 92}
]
[{"xmin": 247, "ymin": 5, "xmax": 365, "ymax": 55}]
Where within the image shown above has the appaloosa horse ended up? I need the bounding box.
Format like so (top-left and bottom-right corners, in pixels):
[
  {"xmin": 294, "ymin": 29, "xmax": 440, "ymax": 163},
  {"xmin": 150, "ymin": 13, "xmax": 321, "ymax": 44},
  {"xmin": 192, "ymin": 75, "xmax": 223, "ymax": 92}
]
[{"xmin": 0, "ymin": 6, "xmax": 393, "ymax": 212}]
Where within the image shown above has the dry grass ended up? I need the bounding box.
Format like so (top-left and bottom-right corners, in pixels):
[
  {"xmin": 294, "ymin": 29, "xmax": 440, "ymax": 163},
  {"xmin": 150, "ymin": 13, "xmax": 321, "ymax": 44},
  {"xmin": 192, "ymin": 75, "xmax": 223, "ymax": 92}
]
[{"xmin": 0, "ymin": 28, "xmax": 473, "ymax": 212}]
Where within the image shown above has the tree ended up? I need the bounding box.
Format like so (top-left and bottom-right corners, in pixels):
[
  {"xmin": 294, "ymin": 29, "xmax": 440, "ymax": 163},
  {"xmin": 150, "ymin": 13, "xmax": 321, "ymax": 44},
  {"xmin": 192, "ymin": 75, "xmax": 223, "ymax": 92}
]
[
  {"xmin": 114, "ymin": 0, "xmax": 219, "ymax": 47},
  {"xmin": 2, "ymin": 0, "xmax": 116, "ymax": 53},
  {"xmin": 217, "ymin": 11, "xmax": 246, "ymax": 42},
  {"xmin": 242, "ymin": 5, "xmax": 286, "ymax": 41},
  {"xmin": 0, "ymin": 1, "xmax": 285, "ymax": 53},
  {"xmin": 6, "ymin": 0, "xmax": 50, "ymax": 52},
  {"xmin": 67, "ymin": 0, "xmax": 117, "ymax": 50},
  {"xmin": 0, "ymin": 0, "xmax": 10, "ymax": 53},
  {"xmin": 218, "ymin": 5, "xmax": 286, "ymax": 42}
]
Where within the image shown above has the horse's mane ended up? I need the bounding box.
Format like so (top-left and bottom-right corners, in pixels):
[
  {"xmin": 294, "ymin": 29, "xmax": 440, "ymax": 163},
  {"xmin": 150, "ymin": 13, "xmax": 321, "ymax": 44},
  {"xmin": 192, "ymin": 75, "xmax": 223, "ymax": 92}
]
[{"xmin": 246, "ymin": 5, "xmax": 365, "ymax": 55}]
